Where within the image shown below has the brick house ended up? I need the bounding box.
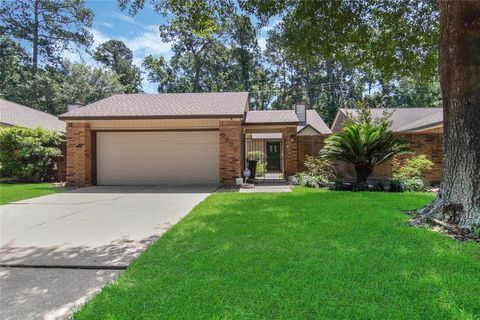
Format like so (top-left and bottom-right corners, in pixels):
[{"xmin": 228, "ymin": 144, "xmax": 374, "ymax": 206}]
[
  {"xmin": 58, "ymin": 92, "xmax": 331, "ymax": 187},
  {"xmin": 330, "ymin": 108, "xmax": 444, "ymax": 183},
  {"xmin": 0, "ymin": 98, "xmax": 67, "ymax": 181}
]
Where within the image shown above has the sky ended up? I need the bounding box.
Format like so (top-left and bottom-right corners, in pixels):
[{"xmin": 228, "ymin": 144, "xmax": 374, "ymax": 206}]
[{"xmin": 68, "ymin": 0, "xmax": 272, "ymax": 93}]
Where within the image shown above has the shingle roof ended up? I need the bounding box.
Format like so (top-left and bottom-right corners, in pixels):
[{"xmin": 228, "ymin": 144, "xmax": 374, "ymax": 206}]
[
  {"xmin": 244, "ymin": 110, "xmax": 298, "ymax": 124},
  {"xmin": 0, "ymin": 99, "xmax": 65, "ymax": 132},
  {"xmin": 339, "ymin": 108, "xmax": 443, "ymax": 132},
  {"xmin": 59, "ymin": 92, "xmax": 249, "ymax": 119},
  {"xmin": 298, "ymin": 110, "xmax": 332, "ymax": 134}
]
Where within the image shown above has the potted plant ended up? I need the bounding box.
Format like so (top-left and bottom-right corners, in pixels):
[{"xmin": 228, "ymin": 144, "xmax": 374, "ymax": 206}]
[{"xmin": 246, "ymin": 151, "xmax": 266, "ymax": 179}]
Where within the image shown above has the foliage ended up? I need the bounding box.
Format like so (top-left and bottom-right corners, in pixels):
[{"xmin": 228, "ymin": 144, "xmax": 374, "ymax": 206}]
[
  {"xmin": 246, "ymin": 151, "xmax": 266, "ymax": 162},
  {"xmin": 321, "ymin": 107, "xmax": 412, "ymax": 183},
  {"xmin": 0, "ymin": 183, "xmax": 65, "ymax": 205},
  {"xmin": 74, "ymin": 190, "xmax": 480, "ymax": 320},
  {"xmin": 52, "ymin": 62, "xmax": 126, "ymax": 112},
  {"xmin": 393, "ymin": 177, "xmax": 430, "ymax": 192},
  {"xmin": 364, "ymin": 77, "xmax": 442, "ymax": 108},
  {"xmin": 0, "ymin": 36, "xmax": 31, "ymax": 100},
  {"xmin": 376, "ymin": 179, "xmax": 406, "ymax": 193},
  {"xmin": 1, "ymin": 58, "xmax": 125, "ymax": 115},
  {"xmin": 255, "ymin": 161, "xmax": 266, "ymax": 177},
  {"xmin": 244, "ymin": 0, "xmax": 439, "ymax": 81},
  {"xmin": 303, "ymin": 155, "xmax": 335, "ymax": 179},
  {"xmin": 289, "ymin": 172, "xmax": 330, "ymax": 188},
  {"xmin": 392, "ymin": 155, "xmax": 434, "ymax": 179},
  {"xmin": 94, "ymin": 40, "xmax": 143, "ymax": 93},
  {"xmin": 246, "ymin": 151, "xmax": 266, "ymax": 177},
  {"xmin": 0, "ymin": 127, "xmax": 64, "ymax": 182},
  {"xmin": 0, "ymin": 0, "xmax": 93, "ymax": 69},
  {"xmin": 290, "ymin": 156, "xmax": 334, "ymax": 188}
]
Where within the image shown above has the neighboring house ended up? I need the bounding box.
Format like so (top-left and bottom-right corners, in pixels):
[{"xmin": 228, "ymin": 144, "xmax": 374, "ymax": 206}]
[
  {"xmin": 331, "ymin": 108, "xmax": 444, "ymax": 182},
  {"xmin": 0, "ymin": 98, "xmax": 65, "ymax": 132},
  {"xmin": 58, "ymin": 92, "xmax": 331, "ymax": 187},
  {"xmin": 0, "ymin": 99, "xmax": 67, "ymax": 181}
]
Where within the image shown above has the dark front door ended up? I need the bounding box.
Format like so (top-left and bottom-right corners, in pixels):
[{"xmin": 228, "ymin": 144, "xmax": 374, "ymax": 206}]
[{"xmin": 266, "ymin": 141, "xmax": 281, "ymax": 171}]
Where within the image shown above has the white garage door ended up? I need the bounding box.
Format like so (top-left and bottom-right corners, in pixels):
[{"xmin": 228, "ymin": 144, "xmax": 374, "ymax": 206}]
[{"xmin": 96, "ymin": 131, "xmax": 219, "ymax": 185}]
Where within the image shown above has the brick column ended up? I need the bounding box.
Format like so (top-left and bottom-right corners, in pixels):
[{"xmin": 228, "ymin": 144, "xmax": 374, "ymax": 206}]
[
  {"xmin": 66, "ymin": 122, "xmax": 92, "ymax": 187},
  {"xmin": 219, "ymin": 120, "xmax": 242, "ymax": 184},
  {"xmin": 283, "ymin": 126, "xmax": 298, "ymax": 177}
]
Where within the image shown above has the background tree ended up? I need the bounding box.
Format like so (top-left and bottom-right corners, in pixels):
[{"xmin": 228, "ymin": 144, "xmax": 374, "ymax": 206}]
[
  {"xmin": 94, "ymin": 40, "xmax": 143, "ymax": 93},
  {"xmin": 0, "ymin": 36, "xmax": 31, "ymax": 100},
  {"xmin": 52, "ymin": 62, "xmax": 126, "ymax": 112},
  {"xmin": 0, "ymin": 0, "xmax": 93, "ymax": 71}
]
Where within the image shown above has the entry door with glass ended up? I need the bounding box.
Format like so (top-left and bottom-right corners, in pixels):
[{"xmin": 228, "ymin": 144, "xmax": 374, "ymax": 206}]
[{"xmin": 266, "ymin": 141, "xmax": 281, "ymax": 171}]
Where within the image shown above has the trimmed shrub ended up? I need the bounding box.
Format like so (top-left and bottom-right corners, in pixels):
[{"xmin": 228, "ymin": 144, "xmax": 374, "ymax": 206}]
[
  {"xmin": 290, "ymin": 172, "xmax": 330, "ymax": 188},
  {"xmin": 303, "ymin": 155, "xmax": 335, "ymax": 180},
  {"xmin": 0, "ymin": 127, "xmax": 64, "ymax": 182},
  {"xmin": 394, "ymin": 176, "xmax": 430, "ymax": 192},
  {"xmin": 392, "ymin": 155, "xmax": 434, "ymax": 179}
]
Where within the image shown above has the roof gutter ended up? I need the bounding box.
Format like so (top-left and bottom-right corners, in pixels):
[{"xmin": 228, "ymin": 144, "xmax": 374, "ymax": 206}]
[
  {"xmin": 400, "ymin": 121, "xmax": 444, "ymax": 132},
  {"xmin": 243, "ymin": 121, "xmax": 299, "ymax": 126},
  {"xmin": 58, "ymin": 114, "xmax": 245, "ymax": 121}
]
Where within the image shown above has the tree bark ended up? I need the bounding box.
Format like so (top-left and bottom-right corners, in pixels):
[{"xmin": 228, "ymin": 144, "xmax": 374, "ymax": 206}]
[
  {"xmin": 32, "ymin": 0, "xmax": 39, "ymax": 71},
  {"xmin": 193, "ymin": 56, "xmax": 201, "ymax": 92},
  {"xmin": 418, "ymin": 0, "xmax": 480, "ymax": 230}
]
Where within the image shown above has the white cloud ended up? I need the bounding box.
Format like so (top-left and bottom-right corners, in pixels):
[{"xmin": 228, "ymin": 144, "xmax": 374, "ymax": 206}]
[
  {"xmin": 112, "ymin": 12, "xmax": 137, "ymax": 25},
  {"xmin": 89, "ymin": 27, "xmax": 172, "ymax": 92},
  {"xmin": 91, "ymin": 29, "xmax": 110, "ymax": 47},
  {"xmin": 92, "ymin": 26, "xmax": 171, "ymax": 61},
  {"xmin": 101, "ymin": 22, "xmax": 114, "ymax": 28}
]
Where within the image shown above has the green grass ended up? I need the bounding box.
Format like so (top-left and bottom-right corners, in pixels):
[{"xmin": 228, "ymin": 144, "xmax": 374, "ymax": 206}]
[
  {"xmin": 0, "ymin": 183, "xmax": 65, "ymax": 204},
  {"xmin": 75, "ymin": 189, "xmax": 480, "ymax": 320}
]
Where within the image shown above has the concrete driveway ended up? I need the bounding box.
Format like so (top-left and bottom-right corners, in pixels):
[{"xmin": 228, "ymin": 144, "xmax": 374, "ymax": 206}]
[{"xmin": 0, "ymin": 185, "xmax": 215, "ymax": 320}]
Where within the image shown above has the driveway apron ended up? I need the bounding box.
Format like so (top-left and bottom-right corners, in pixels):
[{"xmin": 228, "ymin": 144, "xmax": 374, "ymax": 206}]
[{"xmin": 0, "ymin": 185, "xmax": 215, "ymax": 320}]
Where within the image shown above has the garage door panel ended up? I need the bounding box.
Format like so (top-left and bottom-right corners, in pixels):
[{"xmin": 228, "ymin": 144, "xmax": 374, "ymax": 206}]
[{"xmin": 96, "ymin": 131, "xmax": 219, "ymax": 185}]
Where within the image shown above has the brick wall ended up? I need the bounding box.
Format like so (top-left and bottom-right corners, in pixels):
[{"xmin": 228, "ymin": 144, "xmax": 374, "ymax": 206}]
[
  {"xmin": 297, "ymin": 135, "xmax": 327, "ymax": 171},
  {"xmin": 283, "ymin": 127, "xmax": 298, "ymax": 177},
  {"xmin": 219, "ymin": 120, "xmax": 242, "ymax": 184},
  {"xmin": 66, "ymin": 122, "xmax": 92, "ymax": 187},
  {"xmin": 335, "ymin": 132, "xmax": 444, "ymax": 183}
]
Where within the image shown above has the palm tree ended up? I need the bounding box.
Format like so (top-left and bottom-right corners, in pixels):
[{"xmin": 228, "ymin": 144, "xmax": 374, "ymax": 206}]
[{"xmin": 321, "ymin": 119, "xmax": 412, "ymax": 183}]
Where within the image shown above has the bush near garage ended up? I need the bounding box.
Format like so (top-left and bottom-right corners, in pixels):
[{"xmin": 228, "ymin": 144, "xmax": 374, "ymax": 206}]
[{"xmin": 0, "ymin": 127, "xmax": 64, "ymax": 182}]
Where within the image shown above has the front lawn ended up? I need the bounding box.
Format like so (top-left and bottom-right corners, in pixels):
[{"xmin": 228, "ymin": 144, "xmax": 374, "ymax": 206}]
[
  {"xmin": 0, "ymin": 183, "xmax": 65, "ymax": 205},
  {"xmin": 75, "ymin": 189, "xmax": 480, "ymax": 320}
]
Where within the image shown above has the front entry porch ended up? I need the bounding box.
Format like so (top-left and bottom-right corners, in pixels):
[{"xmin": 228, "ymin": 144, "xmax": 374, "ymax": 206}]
[{"xmin": 243, "ymin": 124, "xmax": 298, "ymax": 182}]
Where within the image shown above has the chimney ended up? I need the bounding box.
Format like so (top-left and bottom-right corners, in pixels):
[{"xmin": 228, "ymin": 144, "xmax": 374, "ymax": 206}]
[
  {"xmin": 67, "ymin": 103, "xmax": 82, "ymax": 113},
  {"xmin": 294, "ymin": 100, "xmax": 307, "ymax": 125}
]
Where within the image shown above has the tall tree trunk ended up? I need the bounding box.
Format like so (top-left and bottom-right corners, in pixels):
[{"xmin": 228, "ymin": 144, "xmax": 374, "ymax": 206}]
[
  {"xmin": 418, "ymin": 0, "xmax": 480, "ymax": 230},
  {"xmin": 32, "ymin": 0, "xmax": 39, "ymax": 72},
  {"xmin": 194, "ymin": 61, "xmax": 201, "ymax": 92}
]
